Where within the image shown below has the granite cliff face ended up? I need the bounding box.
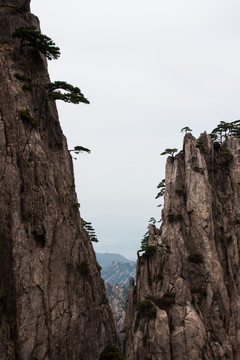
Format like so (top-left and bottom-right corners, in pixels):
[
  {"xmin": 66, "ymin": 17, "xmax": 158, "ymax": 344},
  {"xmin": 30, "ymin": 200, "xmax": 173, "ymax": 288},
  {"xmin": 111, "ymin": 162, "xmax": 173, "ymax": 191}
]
[
  {"xmin": 124, "ymin": 132, "xmax": 240, "ymax": 359},
  {"xmin": 0, "ymin": 2, "xmax": 118, "ymax": 359}
]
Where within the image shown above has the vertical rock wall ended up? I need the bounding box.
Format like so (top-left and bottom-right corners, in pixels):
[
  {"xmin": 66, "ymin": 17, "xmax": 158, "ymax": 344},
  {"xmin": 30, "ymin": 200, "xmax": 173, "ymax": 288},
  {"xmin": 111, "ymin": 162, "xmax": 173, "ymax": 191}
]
[
  {"xmin": 124, "ymin": 133, "xmax": 240, "ymax": 360},
  {"xmin": 0, "ymin": 3, "xmax": 118, "ymax": 359}
]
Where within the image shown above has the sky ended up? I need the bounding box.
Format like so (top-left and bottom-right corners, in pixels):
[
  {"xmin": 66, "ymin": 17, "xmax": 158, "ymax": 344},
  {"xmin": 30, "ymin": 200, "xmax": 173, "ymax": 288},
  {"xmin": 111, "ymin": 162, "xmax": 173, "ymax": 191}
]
[{"xmin": 31, "ymin": 0, "xmax": 240, "ymax": 259}]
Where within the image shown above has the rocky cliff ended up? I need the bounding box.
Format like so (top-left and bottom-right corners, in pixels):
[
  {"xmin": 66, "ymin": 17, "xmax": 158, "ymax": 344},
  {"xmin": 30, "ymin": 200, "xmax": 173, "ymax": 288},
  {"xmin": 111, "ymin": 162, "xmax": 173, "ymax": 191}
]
[
  {"xmin": 0, "ymin": 2, "xmax": 118, "ymax": 359},
  {"xmin": 124, "ymin": 132, "xmax": 240, "ymax": 359}
]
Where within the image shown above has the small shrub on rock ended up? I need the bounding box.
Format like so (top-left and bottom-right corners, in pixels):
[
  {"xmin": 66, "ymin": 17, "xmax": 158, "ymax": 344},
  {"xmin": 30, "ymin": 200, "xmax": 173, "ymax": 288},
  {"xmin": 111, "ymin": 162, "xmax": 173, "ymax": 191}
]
[
  {"xmin": 14, "ymin": 73, "xmax": 32, "ymax": 82},
  {"xmin": 155, "ymin": 293, "xmax": 176, "ymax": 310},
  {"xmin": 137, "ymin": 299, "xmax": 156, "ymax": 320},
  {"xmin": 19, "ymin": 109, "xmax": 39, "ymax": 127},
  {"xmin": 219, "ymin": 151, "xmax": 233, "ymax": 162},
  {"xmin": 138, "ymin": 229, "xmax": 156, "ymax": 257},
  {"xmin": 22, "ymin": 82, "xmax": 36, "ymax": 91},
  {"xmin": 14, "ymin": 73, "xmax": 36, "ymax": 90},
  {"xmin": 196, "ymin": 141, "xmax": 208, "ymax": 154},
  {"xmin": 73, "ymin": 202, "xmax": 80, "ymax": 208},
  {"xmin": 144, "ymin": 245, "xmax": 156, "ymax": 256}
]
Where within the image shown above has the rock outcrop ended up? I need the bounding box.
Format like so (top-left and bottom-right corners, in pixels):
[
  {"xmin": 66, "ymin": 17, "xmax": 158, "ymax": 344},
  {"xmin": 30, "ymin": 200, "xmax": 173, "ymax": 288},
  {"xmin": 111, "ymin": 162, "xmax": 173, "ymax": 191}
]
[
  {"xmin": 0, "ymin": 0, "xmax": 30, "ymax": 15},
  {"xmin": 124, "ymin": 132, "xmax": 240, "ymax": 359},
  {"xmin": 0, "ymin": 2, "xmax": 118, "ymax": 359}
]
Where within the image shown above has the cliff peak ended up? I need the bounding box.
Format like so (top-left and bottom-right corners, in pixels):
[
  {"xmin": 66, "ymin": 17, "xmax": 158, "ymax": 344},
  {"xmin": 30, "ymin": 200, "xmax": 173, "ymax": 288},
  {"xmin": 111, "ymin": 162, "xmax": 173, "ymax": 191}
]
[{"xmin": 124, "ymin": 130, "xmax": 240, "ymax": 359}]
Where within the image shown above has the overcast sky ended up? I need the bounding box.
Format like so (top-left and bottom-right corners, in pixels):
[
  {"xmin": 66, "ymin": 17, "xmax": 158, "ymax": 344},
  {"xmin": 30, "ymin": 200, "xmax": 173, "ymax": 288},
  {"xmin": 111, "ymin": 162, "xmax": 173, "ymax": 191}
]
[{"xmin": 31, "ymin": 0, "xmax": 240, "ymax": 259}]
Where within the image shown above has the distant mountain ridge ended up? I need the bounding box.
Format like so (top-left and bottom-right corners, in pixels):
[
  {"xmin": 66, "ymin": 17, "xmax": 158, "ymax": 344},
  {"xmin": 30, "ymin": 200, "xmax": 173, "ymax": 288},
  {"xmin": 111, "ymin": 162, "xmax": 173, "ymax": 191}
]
[
  {"xmin": 101, "ymin": 261, "xmax": 136, "ymax": 286},
  {"xmin": 96, "ymin": 252, "xmax": 134, "ymax": 268},
  {"xmin": 96, "ymin": 252, "xmax": 136, "ymax": 338},
  {"xmin": 105, "ymin": 283, "xmax": 129, "ymax": 342},
  {"xmin": 96, "ymin": 252, "xmax": 136, "ymax": 286}
]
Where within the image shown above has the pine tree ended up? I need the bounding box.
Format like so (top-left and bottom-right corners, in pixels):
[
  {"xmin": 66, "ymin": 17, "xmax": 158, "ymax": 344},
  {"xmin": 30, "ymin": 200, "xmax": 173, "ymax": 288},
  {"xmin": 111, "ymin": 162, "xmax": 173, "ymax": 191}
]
[
  {"xmin": 181, "ymin": 126, "xmax": 192, "ymax": 134},
  {"xmin": 12, "ymin": 26, "xmax": 60, "ymax": 60},
  {"xmin": 46, "ymin": 81, "xmax": 89, "ymax": 104},
  {"xmin": 160, "ymin": 148, "xmax": 178, "ymax": 157}
]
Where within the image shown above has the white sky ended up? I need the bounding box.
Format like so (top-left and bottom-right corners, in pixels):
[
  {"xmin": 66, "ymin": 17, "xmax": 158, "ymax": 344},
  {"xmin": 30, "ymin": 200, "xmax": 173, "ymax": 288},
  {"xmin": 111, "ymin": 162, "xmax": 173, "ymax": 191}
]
[{"xmin": 31, "ymin": 0, "xmax": 240, "ymax": 259}]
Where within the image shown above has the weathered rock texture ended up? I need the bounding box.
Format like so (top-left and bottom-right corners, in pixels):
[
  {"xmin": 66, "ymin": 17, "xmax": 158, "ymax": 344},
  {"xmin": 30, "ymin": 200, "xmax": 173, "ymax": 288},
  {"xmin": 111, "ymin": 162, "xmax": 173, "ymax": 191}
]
[
  {"xmin": 0, "ymin": 0, "xmax": 30, "ymax": 15},
  {"xmin": 124, "ymin": 133, "xmax": 240, "ymax": 360},
  {"xmin": 0, "ymin": 2, "xmax": 118, "ymax": 359}
]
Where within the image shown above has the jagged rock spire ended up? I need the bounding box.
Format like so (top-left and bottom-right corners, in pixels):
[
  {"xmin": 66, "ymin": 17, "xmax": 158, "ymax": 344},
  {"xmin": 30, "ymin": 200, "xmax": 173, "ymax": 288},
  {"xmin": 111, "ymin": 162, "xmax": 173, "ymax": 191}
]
[{"xmin": 124, "ymin": 132, "xmax": 240, "ymax": 360}]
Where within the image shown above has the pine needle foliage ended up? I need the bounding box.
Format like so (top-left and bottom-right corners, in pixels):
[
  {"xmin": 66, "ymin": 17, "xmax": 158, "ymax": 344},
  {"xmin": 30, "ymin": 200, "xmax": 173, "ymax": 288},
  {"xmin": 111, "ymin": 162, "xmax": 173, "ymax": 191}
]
[
  {"xmin": 12, "ymin": 26, "xmax": 60, "ymax": 60},
  {"xmin": 160, "ymin": 148, "xmax": 178, "ymax": 157},
  {"xmin": 82, "ymin": 219, "xmax": 98, "ymax": 242},
  {"xmin": 46, "ymin": 81, "xmax": 89, "ymax": 104},
  {"xmin": 19, "ymin": 109, "xmax": 39, "ymax": 127},
  {"xmin": 148, "ymin": 217, "xmax": 156, "ymax": 225},
  {"xmin": 139, "ymin": 229, "xmax": 156, "ymax": 256},
  {"xmin": 181, "ymin": 126, "xmax": 192, "ymax": 134},
  {"xmin": 156, "ymin": 179, "xmax": 165, "ymax": 207},
  {"xmin": 14, "ymin": 73, "xmax": 32, "ymax": 82},
  {"xmin": 70, "ymin": 146, "xmax": 91, "ymax": 154},
  {"xmin": 137, "ymin": 299, "xmax": 157, "ymax": 320},
  {"xmin": 210, "ymin": 120, "xmax": 240, "ymax": 143},
  {"xmin": 155, "ymin": 293, "xmax": 176, "ymax": 310}
]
